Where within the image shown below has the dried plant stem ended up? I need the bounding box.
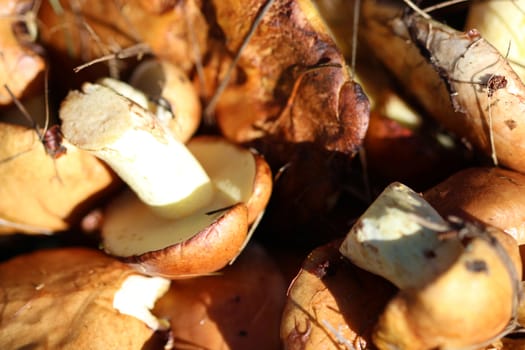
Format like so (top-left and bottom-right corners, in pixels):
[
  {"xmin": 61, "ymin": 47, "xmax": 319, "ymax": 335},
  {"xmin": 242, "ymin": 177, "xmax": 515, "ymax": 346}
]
[{"xmin": 73, "ymin": 43, "xmax": 151, "ymax": 73}]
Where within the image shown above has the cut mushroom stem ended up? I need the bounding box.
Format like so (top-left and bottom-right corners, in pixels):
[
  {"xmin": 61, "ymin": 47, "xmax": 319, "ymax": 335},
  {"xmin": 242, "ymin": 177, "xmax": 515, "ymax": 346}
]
[
  {"xmin": 340, "ymin": 182, "xmax": 522, "ymax": 349},
  {"xmin": 59, "ymin": 81, "xmax": 214, "ymax": 219},
  {"xmin": 340, "ymin": 182, "xmax": 456, "ymax": 290}
]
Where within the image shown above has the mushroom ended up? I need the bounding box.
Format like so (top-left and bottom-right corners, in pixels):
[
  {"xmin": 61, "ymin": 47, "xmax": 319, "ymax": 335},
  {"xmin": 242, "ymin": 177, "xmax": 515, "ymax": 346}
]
[
  {"xmin": 465, "ymin": 0, "xmax": 525, "ymax": 82},
  {"xmin": 424, "ymin": 167, "xmax": 525, "ymax": 245},
  {"xmin": 0, "ymin": 0, "xmax": 45, "ymax": 105},
  {"xmin": 340, "ymin": 182, "xmax": 522, "ymax": 350},
  {"xmin": 0, "ymin": 247, "xmax": 171, "ymax": 349},
  {"xmin": 98, "ymin": 59, "xmax": 202, "ymax": 144},
  {"xmin": 37, "ymin": 0, "xmax": 205, "ymax": 73},
  {"xmin": 154, "ymin": 243, "xmax": 286, "ymax": 350},
  {"xmin": 59, "ymin": 80, "xmax": 272, "ymax": 277},
  {"xmin": 0, "ymin": 121, "xmax": 119, "ymax": 234},
  {"xmin": 280, "ymin": 240, "xmax": 397, "ymax": 350}
]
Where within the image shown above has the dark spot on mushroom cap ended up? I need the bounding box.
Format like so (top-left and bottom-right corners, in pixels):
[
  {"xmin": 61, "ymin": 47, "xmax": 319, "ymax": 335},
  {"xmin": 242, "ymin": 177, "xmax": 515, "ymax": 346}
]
[
  {"xmin": 487, "ymin": 75, "xmax": 507, "ymax": 97},
  {"xmin": 363, "ymin": 242, "xmax": 379, "ymax": 254},
  {"xmin": 424, "ymin": 249, "xmax": 436, "ymax": 259},
  {"xmin": 465, "ymin": 259, "xmax": 488, "ymax": 273},
  {"xmin": 238, "ymin": 330, "xmax": 248, "ymax": 337},
  {"xmin": 505, "ymin": 119, "xmax": 517, "ymax": 130},
  {"xmin": 314, "ymin": 260, "xmax": 330, "ymax": 278}
]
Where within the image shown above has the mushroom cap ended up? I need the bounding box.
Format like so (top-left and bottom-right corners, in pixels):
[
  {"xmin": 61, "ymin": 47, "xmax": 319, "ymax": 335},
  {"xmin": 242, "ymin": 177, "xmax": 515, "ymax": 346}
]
[
  {"xmin": 364, "ymin": 111, "xmax": 466, "ymax": 190},
  {"xmin": 38, "ymin": 0, "xmax": 205, "ymax": 73},
  {"xmin": 281, "ymin": 240, "xmax": 397, "ymax": 350},
  {"xmin": 0, "ymin": 0, "xmax": 45, "ymax": 105},
  {"xmin": 0, "ymin": 247, "xmax": 169, "ymax": 349},
  {"xmin": 424, "ymin": 167, "xmax": 525, "ymax": 244},
  {"xmin": 129, "ymin": 59, "xmax": 201, "ymax": 143},
  {"xmin": 0, "ymin": 122, "xmax": 118, "ymax": 234},
  {"xmin": 154, "ymin": 243, "xmax": 286, "ymax": 350},
  {"xmin": 102, "ymin": 136, "xmax": 273, "ymax": 277},
  {"xmin": 373, "ymin": 230, "xmax": 521, "ymax": 350},
  {"xmin": 187, "ymin": 135, "xmax": 273, "ymax": 224},
  {"xmin": 339, "ymin": 182, "xmax": 522, "ymax": 349},
  {"xmin": 118, "ymin": 201, "xmax": 250, "ymax": 277}
]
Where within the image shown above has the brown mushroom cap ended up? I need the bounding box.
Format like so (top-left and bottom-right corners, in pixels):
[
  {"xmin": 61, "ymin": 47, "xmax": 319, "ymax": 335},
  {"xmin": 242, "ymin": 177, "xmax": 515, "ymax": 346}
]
[
  {"xmin": 129, "ymin": 59, "xmax": 201, "ymax": 143},
  {"xmin": 373, "ymin": 229, "xmax": 520, "ymax": 350},
  {"xmin": 102, "ymin": 136, "xmax": 273, "ymax": 277},
  {"xmin": 424, "ymin": 167, "xmax": 525, "ymax": 244},
  {"xmin": 0, "ymin": 122, "xmax": 119, "ymax": 234},
  {"xmin": 38, "ymin": 0, "xmax": 206, "ymax": 73},
  {"xmin": 0, "ymin": 247, "xmax": 169, "ymax": 349},
  {"xmin": 364, "ymin": 111, "xmax": 466, "ymax": 190},
  {"xmin": 0, "ymin": 0, "xmax": 45, "ymax": 105},
  {"xmin": 154, "ymin": 243, "xmax": 286, "ymax": 350},
  {"xmin": 117, "ymin": 201, "xmax": 249, "ymax": 277},
  {"xmin": 281, "ymin": 240, "xmax": 397, "ymax": 350}
]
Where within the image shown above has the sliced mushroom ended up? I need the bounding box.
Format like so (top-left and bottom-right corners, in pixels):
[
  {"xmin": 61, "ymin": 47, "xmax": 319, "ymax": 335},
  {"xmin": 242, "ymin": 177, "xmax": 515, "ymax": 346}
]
[
  {"xmin": 59, "ymin": 81, "xmax": 272, "ymax": 277},
  {"xmin": 0, "ymin": 247, "xmax": 170, "ymax": 349}
]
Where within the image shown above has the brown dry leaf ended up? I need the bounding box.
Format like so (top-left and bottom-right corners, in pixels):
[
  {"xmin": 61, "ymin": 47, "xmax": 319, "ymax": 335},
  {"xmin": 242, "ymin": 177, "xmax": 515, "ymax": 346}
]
[
  {"xmin": 281, "ymin": 240, "xmax": 397, "ymax": 350},
  {"xmin": 0, "ymin": 247, "xmax": 167, "ymax": 349}
]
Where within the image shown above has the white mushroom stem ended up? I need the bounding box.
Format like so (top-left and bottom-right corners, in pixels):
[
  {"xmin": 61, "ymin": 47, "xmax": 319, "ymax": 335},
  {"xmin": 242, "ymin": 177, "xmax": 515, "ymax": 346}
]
[
  {"xmin": 60, "ymin": 82, "xmax": 214, "ymax": 219},
  {"xmin": 113, "ymin": 274, "xmax": 171, "ymax": 331},
  {"xmin": 340, "ymin": 182, "xmax": 460, "ymax": 289}
]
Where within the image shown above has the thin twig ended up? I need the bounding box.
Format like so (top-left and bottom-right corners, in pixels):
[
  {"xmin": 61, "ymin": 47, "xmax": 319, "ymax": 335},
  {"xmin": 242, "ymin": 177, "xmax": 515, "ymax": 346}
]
[
  {"xmin": 73, "ymin": 43, "xmax": 151, "ymax": 73},
  {"xmin": 183, "ymin": 0, "xmax": 207, "ymax": 99},
  {"xmin": 350, "ymin": 0, "xmax": 361, "ymax": 79},
  {"xmin": 422, "ymin": 0, "xmax": 469, "ymax": 13},
  {"xmin": 402, "ymin": 0, "xmax": 431, "ymax": 19}
]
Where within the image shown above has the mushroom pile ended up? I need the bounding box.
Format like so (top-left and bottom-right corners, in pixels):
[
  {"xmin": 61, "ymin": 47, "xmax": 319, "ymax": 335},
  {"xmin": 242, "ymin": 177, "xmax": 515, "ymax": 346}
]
[{"xmin": 3, "ymin": 0, "xmax": 525, "ymax": 349}]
